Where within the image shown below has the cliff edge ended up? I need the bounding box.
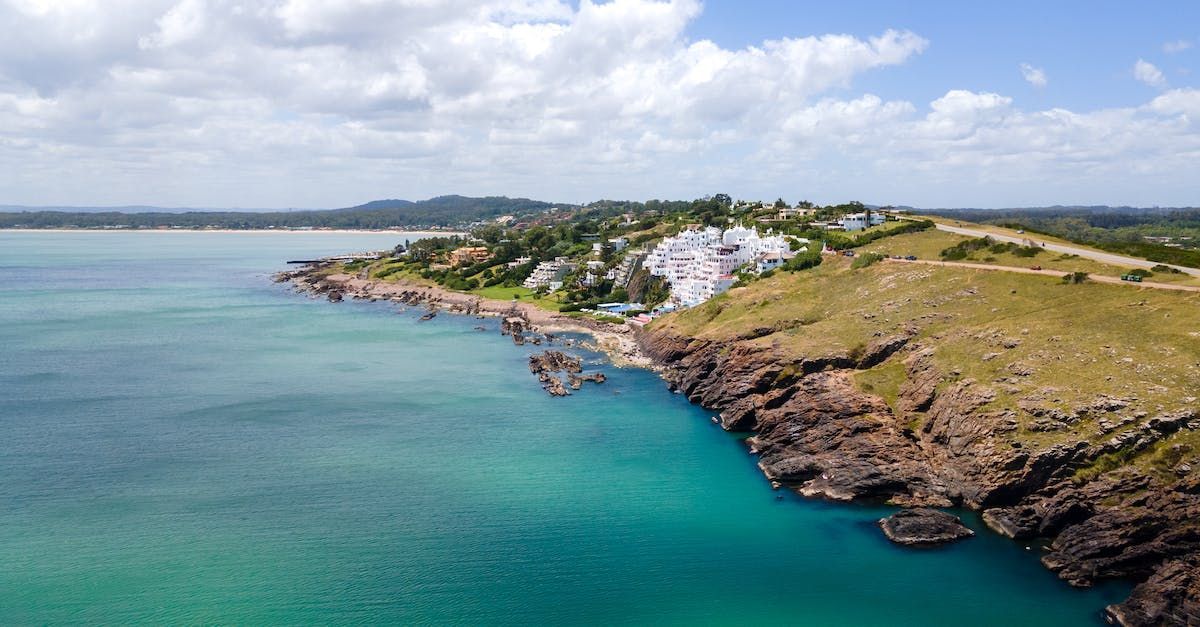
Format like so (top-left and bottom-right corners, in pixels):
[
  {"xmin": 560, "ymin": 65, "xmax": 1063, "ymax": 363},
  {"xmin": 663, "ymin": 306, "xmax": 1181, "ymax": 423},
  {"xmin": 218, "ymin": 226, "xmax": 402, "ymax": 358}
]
[{"xmin": 638, "ymin": 255, "xmax": 1200, "ymax": 626}]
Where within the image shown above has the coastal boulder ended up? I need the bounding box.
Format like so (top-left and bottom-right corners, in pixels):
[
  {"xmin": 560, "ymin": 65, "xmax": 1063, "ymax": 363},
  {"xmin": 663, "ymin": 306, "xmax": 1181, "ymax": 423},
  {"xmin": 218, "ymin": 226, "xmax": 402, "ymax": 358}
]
[{"xmin": 878, "ymin": 508, "xmax": 975, "ymax": 546}]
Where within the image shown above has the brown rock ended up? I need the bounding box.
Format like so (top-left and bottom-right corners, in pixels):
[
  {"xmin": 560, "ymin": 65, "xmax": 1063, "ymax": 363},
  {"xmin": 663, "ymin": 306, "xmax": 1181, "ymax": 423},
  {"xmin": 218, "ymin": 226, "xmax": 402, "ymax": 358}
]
[{"xmin": 878, "ymin": 508, "xmax": 975, "ymax": 546}]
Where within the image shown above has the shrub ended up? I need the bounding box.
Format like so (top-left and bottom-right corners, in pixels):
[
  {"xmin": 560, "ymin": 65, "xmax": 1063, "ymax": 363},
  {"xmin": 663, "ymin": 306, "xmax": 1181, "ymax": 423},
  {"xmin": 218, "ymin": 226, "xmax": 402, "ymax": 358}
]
[
  {"xmin": 1151, "ymin": 264, "xmax": 1183, "ymax": 274},
  {"xmin": 851, "ymin": 252, "xmax": 884, "ymax": 269},
  {"xmin": 783, "ymin": 250, "xmax": 823, "ymax": 272},
  {"xmin": 1062, "ymin": 271, "xmax": 1089, "ymax": 284},
  {"xmin": 941, "ymin": 237, "xmax": 992, "ymax": 260}
]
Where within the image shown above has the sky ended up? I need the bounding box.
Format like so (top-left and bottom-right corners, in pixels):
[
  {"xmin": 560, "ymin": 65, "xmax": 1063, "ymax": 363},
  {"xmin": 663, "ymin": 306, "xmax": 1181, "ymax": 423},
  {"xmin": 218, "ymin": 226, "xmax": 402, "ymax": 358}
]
[{"xmin": 0, "ymin": 0, "xmax": 1197, "ymax": 209}]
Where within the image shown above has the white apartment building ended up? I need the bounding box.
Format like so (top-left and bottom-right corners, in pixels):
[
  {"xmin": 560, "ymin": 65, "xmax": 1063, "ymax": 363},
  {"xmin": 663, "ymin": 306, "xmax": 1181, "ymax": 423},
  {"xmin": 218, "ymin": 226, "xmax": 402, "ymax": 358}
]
[
  {"xmin": 646, "ymin": 226, "xmax": 800, "ymax": 307},
  {"xmin": 523, "ymin": 257, "xmax": 574, "ymax": 290}
]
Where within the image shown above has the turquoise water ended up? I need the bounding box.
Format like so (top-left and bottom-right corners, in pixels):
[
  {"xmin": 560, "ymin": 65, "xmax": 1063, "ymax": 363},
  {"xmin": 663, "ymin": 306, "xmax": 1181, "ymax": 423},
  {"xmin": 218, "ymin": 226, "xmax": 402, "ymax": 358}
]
[{"xmin": 0, "ymin": 232, "xmax": 1128, "ymax": 625}]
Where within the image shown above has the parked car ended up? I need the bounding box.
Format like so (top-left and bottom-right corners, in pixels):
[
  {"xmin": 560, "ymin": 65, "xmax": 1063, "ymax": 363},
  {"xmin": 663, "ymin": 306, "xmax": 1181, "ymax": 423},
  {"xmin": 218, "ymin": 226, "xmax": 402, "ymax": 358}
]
[
  {"xmin": 1029, "ymin": 265, "xmax": 1042, "ymax": 271},
  {"xmin": 842, "ymin": 250, "xmax": 856, "ymax": 257},
  {"xmin": 905, "ymin": 255, "xmax": 917, "ymax": 261}
]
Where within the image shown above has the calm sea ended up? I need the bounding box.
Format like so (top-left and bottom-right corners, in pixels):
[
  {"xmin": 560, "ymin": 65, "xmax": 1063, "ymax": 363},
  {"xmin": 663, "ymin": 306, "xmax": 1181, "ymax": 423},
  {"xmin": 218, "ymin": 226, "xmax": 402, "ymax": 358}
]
[{"xmin": 0, "ymin": 231, "xmax": 1128, "ymax": 625}]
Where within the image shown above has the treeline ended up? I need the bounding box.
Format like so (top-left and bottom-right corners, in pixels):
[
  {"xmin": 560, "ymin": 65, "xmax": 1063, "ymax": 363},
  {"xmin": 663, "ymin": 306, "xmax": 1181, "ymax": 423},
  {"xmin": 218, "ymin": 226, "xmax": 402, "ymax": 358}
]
[{"xmin": 0, "ymin": 195, "xmax": 564, "ymax": 229}]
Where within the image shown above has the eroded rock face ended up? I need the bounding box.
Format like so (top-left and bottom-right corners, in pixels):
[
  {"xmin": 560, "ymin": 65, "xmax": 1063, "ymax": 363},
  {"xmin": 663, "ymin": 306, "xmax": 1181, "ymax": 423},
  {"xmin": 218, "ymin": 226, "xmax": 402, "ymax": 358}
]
[
  {"xmin": 635, "ymin": 326, "xmax": 1200, "ymax": 625},
  {"xmin": 1040, "ymin": 477, "xmax": 1200, "ymax": 588},
  {"xmin": 1106, "ymin": 556, "xmax": 1200, "ymax": 626},
  {"xmin": 878, "ymin": 508, "xmax": 975, "ymax": 546},
  {"xmin": 751, "ymin": 371, "xmax": 943, "ymax": 503}
]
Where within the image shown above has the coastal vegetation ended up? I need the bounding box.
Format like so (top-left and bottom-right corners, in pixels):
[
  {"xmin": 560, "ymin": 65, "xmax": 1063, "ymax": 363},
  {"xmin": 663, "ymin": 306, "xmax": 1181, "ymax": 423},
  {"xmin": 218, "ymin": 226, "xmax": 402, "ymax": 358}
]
[
  {"xmin": 649, "ymin": 228, "xmax": 1200, "ymax": 520},
  {"xmin": 341, "ymin": 196, "xmax": 931, "ymax": 317},
  {"xmin": 929, "ymin": 206, "xmax": 1200, "ymax": 269},
  {"xmin": 862, "ymin": 229, "xmax": 1200, "ymax": 286}
]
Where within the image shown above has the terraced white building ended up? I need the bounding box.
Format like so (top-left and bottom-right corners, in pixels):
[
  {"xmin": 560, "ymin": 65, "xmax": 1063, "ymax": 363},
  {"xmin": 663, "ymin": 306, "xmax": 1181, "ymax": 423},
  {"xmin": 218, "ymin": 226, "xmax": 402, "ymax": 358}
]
[{"xmin": 646, "ymin": 226, "xmax": 802, "ymax": 307}]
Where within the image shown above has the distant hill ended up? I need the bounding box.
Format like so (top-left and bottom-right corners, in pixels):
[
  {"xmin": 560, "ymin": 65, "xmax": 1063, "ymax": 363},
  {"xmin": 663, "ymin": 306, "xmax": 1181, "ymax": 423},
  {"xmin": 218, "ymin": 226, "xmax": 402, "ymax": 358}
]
[
  {"xmin": 0, "ymin": 204, "xmax": 287, "ymax": 214},
  {"xmin": 0, "ymin": 195, "xmax": 567, "ymax": 229},
  {"xmin": 334, "ymin": 199, "xmax": 414, "ymax": 212}
]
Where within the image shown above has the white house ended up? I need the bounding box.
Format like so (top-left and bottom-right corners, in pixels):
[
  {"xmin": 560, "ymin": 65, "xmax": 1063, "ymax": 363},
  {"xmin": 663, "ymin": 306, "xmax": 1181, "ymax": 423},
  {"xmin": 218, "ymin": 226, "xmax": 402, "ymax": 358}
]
[
  {"xmin": 777, "ymin": 206, "xmax": 815, "ymax": 220},
  {"xmin": 840, "ymin": 212, "xmax": 887, "ymax": 232},
  {"xmin": 755, "ymin": 251, "xmax": 792, "ymax": 273}
]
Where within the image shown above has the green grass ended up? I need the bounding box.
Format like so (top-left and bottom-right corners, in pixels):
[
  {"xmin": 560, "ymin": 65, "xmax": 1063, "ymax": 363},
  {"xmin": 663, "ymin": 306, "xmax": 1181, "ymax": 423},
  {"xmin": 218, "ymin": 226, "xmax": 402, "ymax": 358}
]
[
  {"xmin": 854, "ymin": 359, "xmax": 907, "ymax": 414},
  {"xmin": 859, "ymin": 229, "xmax": 968, "ymax": 260},
  {"xmin": 862, "ymin": 229, "xmax": 1200, "ymax": 285},
  {"xmin": 653, "ymin": 250, "xmax": 1200, "ymax": 464},
  {"xmin": 563, "ymin": 311, "xmax": 626, "ymax": 325},
  {"xmin": 471, "ymin": 284, "xmax": 562, "ymax": 311}
]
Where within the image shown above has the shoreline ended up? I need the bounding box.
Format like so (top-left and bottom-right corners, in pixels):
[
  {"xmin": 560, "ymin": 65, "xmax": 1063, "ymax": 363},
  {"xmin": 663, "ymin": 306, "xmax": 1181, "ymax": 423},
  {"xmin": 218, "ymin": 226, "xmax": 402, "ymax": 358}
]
[
  {"xmin": 1, "ymin": 228, "xmax": 464, "ymax": 235},
  {"xmin": 276, "ymin": 260, "xmax": 1197, "ymax": 623},
  {"xmin": 277, "ymin": 265, "xmax": 654, "ymax": 369}
]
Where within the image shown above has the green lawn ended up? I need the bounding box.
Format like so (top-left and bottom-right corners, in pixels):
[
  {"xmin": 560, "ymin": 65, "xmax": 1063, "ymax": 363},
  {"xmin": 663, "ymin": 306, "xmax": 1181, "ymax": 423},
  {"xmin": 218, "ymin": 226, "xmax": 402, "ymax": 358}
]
[{"xmin": 471, "ymin": 285, "xmax": 563, "ymax": 311}]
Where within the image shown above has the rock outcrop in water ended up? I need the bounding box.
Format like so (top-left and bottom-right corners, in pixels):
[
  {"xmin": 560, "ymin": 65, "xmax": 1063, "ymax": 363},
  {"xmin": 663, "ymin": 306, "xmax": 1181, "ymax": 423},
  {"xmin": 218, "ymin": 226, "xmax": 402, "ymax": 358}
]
[
  {"xmin": 636, "ymin": 327, "xmax": 1200, "ymax": 626},
  {"xmin": 528, "ymin": 350, "xmax": 606, "ymax": 397},
  {"xmin": 878, "ymin": 508, "xmax": 974, "ymax": 546}
]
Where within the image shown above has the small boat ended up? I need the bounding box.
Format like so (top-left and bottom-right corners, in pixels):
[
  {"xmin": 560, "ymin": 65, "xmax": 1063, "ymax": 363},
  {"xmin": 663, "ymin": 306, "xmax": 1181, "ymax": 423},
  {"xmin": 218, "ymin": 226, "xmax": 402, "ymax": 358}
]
[{"xmin": 419, "ymin": 312, "xmax": 437, "ymax": 321}]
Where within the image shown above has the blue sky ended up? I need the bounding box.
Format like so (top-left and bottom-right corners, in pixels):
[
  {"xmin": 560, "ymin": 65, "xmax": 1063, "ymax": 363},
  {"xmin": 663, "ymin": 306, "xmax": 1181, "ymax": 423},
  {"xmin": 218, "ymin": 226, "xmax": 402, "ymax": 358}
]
[
  {"xmin": 0, "ymin": 0, "xmax": 1197, "ymax": 208},
  {"xmin": 688, "ymin": 1, "xmax": 1198, "ymax": 111}
]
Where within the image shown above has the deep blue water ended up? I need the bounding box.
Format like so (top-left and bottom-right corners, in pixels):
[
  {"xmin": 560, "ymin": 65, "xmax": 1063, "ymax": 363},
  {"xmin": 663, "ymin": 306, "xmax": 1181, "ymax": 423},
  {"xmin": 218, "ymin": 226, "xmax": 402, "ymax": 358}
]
[{"xmin": 0, "ymin": 231, "xmax": 1129, "ymax": 625}]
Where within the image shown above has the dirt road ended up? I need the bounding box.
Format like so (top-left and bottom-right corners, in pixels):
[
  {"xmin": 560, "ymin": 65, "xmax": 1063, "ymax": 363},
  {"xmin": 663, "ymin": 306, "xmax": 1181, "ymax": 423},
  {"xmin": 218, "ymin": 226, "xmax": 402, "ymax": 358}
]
[
  {"xmin": 884, "ymin": 257, "xmax": 1200, "ymax": 293},
  {"xmin": 931, "ymin": 223, "xmax": 1200, "ymax": 278}
]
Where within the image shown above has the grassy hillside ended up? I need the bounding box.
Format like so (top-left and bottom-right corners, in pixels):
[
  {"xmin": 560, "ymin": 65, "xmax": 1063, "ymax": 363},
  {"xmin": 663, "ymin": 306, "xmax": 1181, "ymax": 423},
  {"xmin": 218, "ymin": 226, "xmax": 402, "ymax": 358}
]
[
  {"xmin": 652, "ymin": 250, "xmax": 1200, "ymax": 479},
  {"xmin": 928, "ymin": 207, "xmax": 1200, "ymax": 269},
  {"xmin": 861, "ymin": 229, "xmax": 1200, "ymax": 286}
]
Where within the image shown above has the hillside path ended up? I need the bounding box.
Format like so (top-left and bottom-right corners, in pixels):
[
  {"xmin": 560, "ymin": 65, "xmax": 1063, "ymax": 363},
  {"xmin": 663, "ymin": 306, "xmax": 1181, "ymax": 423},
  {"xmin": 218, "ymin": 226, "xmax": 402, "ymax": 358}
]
[
  {"xmin": 929, "ymin": 223, "xmax": 1200, "ymax": 277},
  {"xmin": 884, "ymin": 257, "xmax": 1200, "ymax": 293}
]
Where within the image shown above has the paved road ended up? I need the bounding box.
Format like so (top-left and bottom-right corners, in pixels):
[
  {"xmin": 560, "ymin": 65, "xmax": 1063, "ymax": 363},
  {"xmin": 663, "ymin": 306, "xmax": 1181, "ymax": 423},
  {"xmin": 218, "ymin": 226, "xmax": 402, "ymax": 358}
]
[
  {"xmin": 884, "ymin": 257, "xmax": 1200, "ymax": 293},
  {"xmin": 932, "ymin": 223, "xmax": 1200, "ymax": 278}
]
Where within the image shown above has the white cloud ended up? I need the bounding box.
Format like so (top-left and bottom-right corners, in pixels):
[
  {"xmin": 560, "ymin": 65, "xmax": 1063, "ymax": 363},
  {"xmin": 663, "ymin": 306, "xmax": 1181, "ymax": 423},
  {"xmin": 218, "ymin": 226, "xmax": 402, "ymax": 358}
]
[
  {"xmin": 754, "ymin": 87, "xmax": 1200, "ymax": 206},
  {"xmin": 0, "ymin": 0, "xmax": 936, "ymax": 206},
  {"xmin": 1019, "ymin": 62, "xmax": 1047, "ymax": 87},
  {"xmin": 138, "ymin": 0, "xmax": 208, "ymax": 49},
  {"xmin": 1163, "ymin": 39, "xmax": 1193, "ymax": 54},
  {"xmin": 1133, "ymin": 59, "xmax": 1167, "ymax": 87},
  {"xmin": 0, "ymin": 1, "xmax": 1196, "ymax": 208}
]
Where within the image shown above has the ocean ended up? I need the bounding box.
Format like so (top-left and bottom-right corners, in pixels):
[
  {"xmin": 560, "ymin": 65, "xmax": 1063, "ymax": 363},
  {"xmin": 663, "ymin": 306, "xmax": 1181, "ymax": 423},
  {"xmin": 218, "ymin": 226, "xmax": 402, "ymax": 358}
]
[{"xmin": 0, "ymin": 231, "xmax": 1129, "ymax": 625}]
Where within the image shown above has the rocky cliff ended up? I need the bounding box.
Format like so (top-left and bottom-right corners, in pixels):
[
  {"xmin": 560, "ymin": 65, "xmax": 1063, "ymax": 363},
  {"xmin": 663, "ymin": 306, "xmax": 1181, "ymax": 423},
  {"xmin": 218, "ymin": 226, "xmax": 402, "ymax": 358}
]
[{"xmin": 637, "ymin": 326, "xmax": 1200, "ymax": 626}]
